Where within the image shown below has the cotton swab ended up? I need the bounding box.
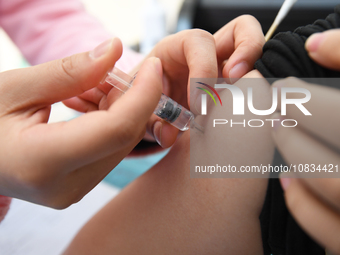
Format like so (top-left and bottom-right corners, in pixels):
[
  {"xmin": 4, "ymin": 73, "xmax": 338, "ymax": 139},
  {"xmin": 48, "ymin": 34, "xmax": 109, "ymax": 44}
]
[{"xmin": 265, "ymin": 0, "xmax": 298, "ymax": 41}]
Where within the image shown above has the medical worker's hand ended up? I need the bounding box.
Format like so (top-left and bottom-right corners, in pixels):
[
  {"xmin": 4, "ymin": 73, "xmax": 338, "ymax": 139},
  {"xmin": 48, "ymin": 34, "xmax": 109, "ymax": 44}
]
[
  {"xmin": 214, "ymin": 15, "xmax": 265, "ymax": 80},
  {"xmin": 67, "ymin": 16, "xmax": 265, "ymax": 148},
  {"xmin": 140, "ymin": 15, "xmax": 265, "ymax": 148},
  {"xmin": 0, "ymin": 38, "xmax": 163, "ymax": 208},
  {"xmin": 276, "ymin": 29, "xmax": 340, "ymax": 254},
  {"xmin": 144, "ymin": 16, "xmax": 265, "ymax": 148},
  {"xmin": 64, "ymin": 29, "xmax": 217, "ymax": 148}
]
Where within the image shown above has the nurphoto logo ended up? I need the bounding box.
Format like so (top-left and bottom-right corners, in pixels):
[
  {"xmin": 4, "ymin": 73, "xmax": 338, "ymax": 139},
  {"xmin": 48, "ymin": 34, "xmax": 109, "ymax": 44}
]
[{"xmin": 196, "ymin": 81, "xmax": 311, "ymax": 128}]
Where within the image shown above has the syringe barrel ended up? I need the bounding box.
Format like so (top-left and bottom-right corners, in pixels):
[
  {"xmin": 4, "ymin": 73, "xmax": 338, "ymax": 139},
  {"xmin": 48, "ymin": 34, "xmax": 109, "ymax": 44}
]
[
  {"xmin": 104, "ymin": 67, "xmax": 195, "ymax": 131},
  {"xmin": 154, "ymin": 94, "xmax": 194, "ymax": 131}
]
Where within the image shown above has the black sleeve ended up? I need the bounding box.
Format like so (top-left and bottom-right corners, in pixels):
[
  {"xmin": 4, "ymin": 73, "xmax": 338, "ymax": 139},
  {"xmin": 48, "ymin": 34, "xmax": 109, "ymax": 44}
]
[
  {"xmin": 255, "ymin": 5, "xmax": 340, "ymax": 255},
  {"xmin": 255, "ymin": 5, "xmax": 340, "ymax": 78}
]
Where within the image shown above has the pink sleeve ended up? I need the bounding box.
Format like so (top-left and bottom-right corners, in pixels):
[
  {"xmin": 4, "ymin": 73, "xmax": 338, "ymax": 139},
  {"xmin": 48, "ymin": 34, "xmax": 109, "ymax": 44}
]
[
  {"xmin": 0, "ymin": 0, "xmax": 146, "ymax": 222},
  {"xmin": 0, "ymin": 0, "xmax": 143, "ymax": 72}
]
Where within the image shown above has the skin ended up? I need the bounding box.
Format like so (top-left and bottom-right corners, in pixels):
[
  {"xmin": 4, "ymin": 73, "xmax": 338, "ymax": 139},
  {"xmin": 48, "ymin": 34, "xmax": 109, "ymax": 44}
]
[
  {"xmin": 0, "ymin": 15, "xmax": 265, "ymax": 210},
  {"xmin": 63, "ymin": 70, "xmax": 274, "ymax": 255},
  {"xmin": 63, "ymin": 16, "xmax": 270, "ymax": 254},
  {"xmin": 214, "ymin": 15, "xmax": 265, "ymax": 80},
  {"xmin": 276, "ymin": 29, "xmax": 340, "ymax": 254},
  {"xmin": 0, "ymin": 38, "xmax": 163, "ymax": 208},
  {"xmin": 0, "ymin": 14, "xmax": 270, "ymax": 254},
  {"xmin": 64, "ymin": 15, "xmax": 265, "ymax": 148}
]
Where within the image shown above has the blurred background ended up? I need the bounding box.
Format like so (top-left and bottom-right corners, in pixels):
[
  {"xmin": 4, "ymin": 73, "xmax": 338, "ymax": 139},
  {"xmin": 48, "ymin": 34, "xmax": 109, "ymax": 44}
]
[
  {"xmin": 0, "ymin": 0, "xmax": 184, "ymax": 71},
  {"xmin": 0, "ymin": 1, "xmax": 339, "ymax": 254},
  {"xmin": 0, "ymin": 0, "xmax": 337, "ymax": 189},
  {"xmin": 1, "ymin": 0, "xmax": 338, "ymax": 71}
]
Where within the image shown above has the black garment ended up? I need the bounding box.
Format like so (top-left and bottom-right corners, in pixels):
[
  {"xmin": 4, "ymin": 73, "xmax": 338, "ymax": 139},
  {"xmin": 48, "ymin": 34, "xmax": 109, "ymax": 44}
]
[
  {"xmin": 255, "ymin": 5, "xmax": 340, "ymax": 255},
  {"xmin": 255, "ymin": 5, "xmax": 340, "ymax": 79}
]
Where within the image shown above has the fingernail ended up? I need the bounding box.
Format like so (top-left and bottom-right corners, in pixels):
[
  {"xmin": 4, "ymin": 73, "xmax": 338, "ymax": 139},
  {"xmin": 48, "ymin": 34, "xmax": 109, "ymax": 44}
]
[
  {"xmin": 280, "ymin": 177, "xmax": 292, "ymax": 191},
  {"xmin": 229, "ymin": 61, "xmax": 248, "ymax": 79},
  {"xmin": 153, "ymin": 58, "xmax": 163, "ymax": 77},
  {"xmin": 89, "ymin": 38, "xmax": 114, "ymax": 59},
  {"xmin": 305, "ymin": 33, "xmax": 326, "ymax": 52},
  {"xmin": 153, "ymin": 121, "xmax": 163, "ymax": 147}
]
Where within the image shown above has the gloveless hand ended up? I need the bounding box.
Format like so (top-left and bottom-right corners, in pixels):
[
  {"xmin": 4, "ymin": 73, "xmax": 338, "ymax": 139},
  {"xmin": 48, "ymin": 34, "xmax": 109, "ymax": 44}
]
[{"xmin": 0, "ymin": 38, "xmax": 163, "ymax": 208}]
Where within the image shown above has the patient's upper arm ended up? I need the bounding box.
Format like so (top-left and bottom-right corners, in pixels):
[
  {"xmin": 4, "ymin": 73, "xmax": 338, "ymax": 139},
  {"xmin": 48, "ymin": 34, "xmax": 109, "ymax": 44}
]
[{"xmin": 190, "ymin": 69, "xmax": 274, "ymax": 178}]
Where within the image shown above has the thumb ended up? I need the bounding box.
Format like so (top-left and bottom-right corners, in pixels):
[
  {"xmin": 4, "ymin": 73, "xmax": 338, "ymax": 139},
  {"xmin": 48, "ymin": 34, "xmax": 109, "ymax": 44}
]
[
  {"xmin": 36, "ymin": 57, "xmax": 163, "ymax": 166},
  {"xmin": 305, "ymin": 29, "xmax": 340, "ymax": 71},
  {"xmin": 1, "ymin": 38, "xmax": 122, "ymax": 109}
]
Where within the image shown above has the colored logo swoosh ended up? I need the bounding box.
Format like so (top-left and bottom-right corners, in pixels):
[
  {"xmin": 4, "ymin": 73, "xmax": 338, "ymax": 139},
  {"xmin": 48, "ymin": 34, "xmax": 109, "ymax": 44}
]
[
  {"xmin": 196, "ymin": 82, "xmax": 222, "ymax": 106},
  {"xmin": 196, "ymin": 87, "xmax": 217, "ymax": 105}
]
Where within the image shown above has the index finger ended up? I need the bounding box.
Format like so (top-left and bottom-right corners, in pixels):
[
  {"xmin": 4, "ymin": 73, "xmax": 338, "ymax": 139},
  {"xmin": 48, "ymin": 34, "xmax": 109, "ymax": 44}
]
[
  {"xmin": 152, "ymin": 29, "xmax": 218, "ymax": 105},
  {"xmin": 214, "ymin": 15, "xmax": 265, "ymax": 79},
  {"xmin": 20, "ymin": 58, "xmax": 163, "ymax": 170},
  {"xmin": 156, "ymin": 29, "xmax": 218, "ymax": 79}
]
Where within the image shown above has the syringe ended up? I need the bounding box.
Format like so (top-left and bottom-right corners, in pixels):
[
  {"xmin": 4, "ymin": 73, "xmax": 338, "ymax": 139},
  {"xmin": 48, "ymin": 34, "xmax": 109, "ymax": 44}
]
[{"xmin": 101, "ymin": 67, "xmax": 204, "ymax": 133}]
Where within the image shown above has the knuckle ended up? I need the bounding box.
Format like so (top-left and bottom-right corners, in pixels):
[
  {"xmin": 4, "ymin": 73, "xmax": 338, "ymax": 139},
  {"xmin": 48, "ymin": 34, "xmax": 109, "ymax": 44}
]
[
  {"xmin": 236, "ymin": 15, "xmax": 265, "ymax": 46},
  {"xmin": 61, "ymin": 57, "xmax": 75, "ymax": 79},
  {"xmin": 56, "ymin": 56, "xmax": 82, "ymax": 90},
  {"xmin": 190, "ymin": 28, "xmax": 214, "ymax": 40},
  {"xmin": 238, "ymin": 14, "xmax": 259, "ymax": 25},
  {"xmin": 45, "ymin": 197, "xmax": 75, "ymax": 210},
  {"xmin": 42, "ymin": 190, "xmax": 85, "ymax": 210},
  {"xmin": 178, "ymin": 28, "xmax": 213, "ymax": 42},
  {"xmin": 180, "ymin": 29, "xmax": 217, "ymax": 77}
]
